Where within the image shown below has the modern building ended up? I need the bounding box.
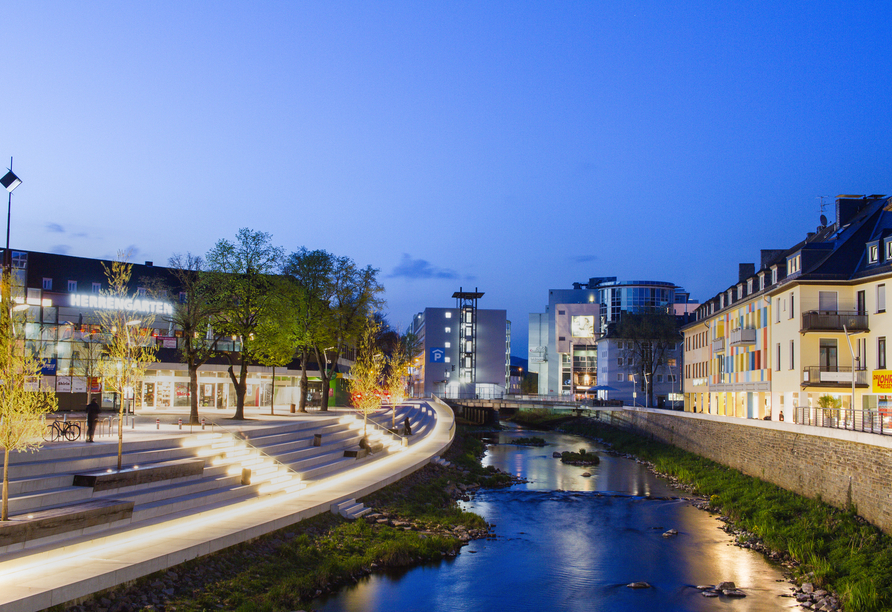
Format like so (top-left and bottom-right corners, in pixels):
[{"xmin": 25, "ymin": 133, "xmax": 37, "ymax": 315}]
[
  {"xmin": 9, "ymin": 249, "xmax": 350, "ymax": 412},
  {"xmin": 682, "ymin": 194, "xmax": 892, "ymax": 423},
  {"xmin": 529, "ymin": 278, "xmax": 695, "ymax": 405},
  {"xmin": 408, "ymin": 289, "xmax": 509, "ymax": 399}
]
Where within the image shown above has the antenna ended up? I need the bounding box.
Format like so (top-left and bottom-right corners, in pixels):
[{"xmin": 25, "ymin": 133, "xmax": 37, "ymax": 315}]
[{"xmin": 818, "ymin": 195, "xmax": 829, "ymax": 214}]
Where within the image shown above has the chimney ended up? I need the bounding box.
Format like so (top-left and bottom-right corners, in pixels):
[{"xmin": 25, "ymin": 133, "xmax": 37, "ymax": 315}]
[
  {"xmin": 738, "ymin": 263, "xmax": 755, "ymax": 283},
  {"xmin": 836, "ymin": 195, "xmax": 865, "ymax": 228}
]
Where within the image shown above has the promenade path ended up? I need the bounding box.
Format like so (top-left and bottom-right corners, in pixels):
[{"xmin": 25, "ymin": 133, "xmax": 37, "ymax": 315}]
[{"xmin": 0, "ymin": 399, "xmax": 454, "ymax": 612}]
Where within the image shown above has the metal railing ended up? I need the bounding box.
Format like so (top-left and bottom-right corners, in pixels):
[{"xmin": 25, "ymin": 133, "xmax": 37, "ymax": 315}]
[
  {"xmin": 793, "ymin": 406, "xmax": 891, "ymax": 435},
  {"xmin": 801, "ymin": 310, "xmax": 869, "ymax": 332},
  {"xmin": 802, "ymin": 366, "xmax": 869, "ymax": 386}
]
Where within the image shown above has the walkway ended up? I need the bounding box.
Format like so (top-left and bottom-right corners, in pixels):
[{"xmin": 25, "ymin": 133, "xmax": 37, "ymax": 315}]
[{"xmin": 0, "ymin": 400, "xmax": 454, "ymax": 612}]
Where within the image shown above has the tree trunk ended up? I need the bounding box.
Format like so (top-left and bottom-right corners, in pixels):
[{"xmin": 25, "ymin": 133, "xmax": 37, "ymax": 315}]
[
  {"xmin": 270, "ymin": 365, "xmax": 275, "ymax": 416},
  {"xmin": 117, "ymin": 396, "xmax": 124, "ymax": 471},
  {"xmin": 227, "ymin": 359, "xmax": 248, "ymax": 420},
  {"xmin": 2, "ymin": 447, "xmax": 9, "ymax": 521},
  {"xmin": 298, "ymin": 349, "xmax": 308, "ymax": 412},
  {"xmin": 189, "ymin": 358, "xmax": 200, "ymax": 425}
]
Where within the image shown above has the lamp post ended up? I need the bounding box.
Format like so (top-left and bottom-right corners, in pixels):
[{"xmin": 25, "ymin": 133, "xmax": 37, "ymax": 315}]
[
  {"xmin": 1, "ymin": 158, "xmax": 22, "ymax": 274},
  {"xmin": 843, "ymin": 324, "xmax": 860, "ymax": 428}
]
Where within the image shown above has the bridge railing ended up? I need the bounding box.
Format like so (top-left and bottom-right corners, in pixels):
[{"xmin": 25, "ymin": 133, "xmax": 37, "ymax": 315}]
[{"xmin": 793, "ymin": 405, "xmax": 892, "ymax": 435}]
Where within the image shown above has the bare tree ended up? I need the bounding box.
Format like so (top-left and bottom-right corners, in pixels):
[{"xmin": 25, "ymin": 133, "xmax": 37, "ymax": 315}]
[{"xmin": 615, "ymin": 311, "xmax": 680, "ymax": 408}]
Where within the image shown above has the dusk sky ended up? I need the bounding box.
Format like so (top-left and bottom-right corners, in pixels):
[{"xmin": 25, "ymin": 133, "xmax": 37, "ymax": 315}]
[{"xmin": 5, "ymin": 1, "xmax": 891, "ymax": 356}]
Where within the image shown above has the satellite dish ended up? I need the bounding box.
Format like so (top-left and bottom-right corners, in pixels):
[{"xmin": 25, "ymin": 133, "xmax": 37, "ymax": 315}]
[{"xmin": 820, "ymin": 214, "xmax": 828, "ymax": 227}]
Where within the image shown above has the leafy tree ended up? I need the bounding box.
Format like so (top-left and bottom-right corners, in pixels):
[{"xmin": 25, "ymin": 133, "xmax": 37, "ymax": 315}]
[
  {"xmin": 348, "ymin": 317, "xmax": 384, "ymax": 436},
  {"xmin": 283, "ymin": 248, "xmax": 335, "ymax": 412},
  {"xmin": 613, "ymin": 311, "xmax": 681, "ymax": 408},
  {"xmin": 98, "ymin": 253, "xmax": 158, "ymax": 471},
  {"xmin": 152, "ymin": 253, "xmax": 227, "ymax": 425},
  {"xmin": 312, "ymin": 256, "xmax": 383, "ymax": 412},
  {"xmin": 252, "ymin": 282, "xmax": 300, "ymax": 415},
  {"xmin": 205, "ymin": 229, "xmax": 284, "ymax": 420},
  {"xmin": 71, "ymin": 317, "xmax": 104, "ymax": 404},
  {"xmin": 0, "ymin": 271, "xmax": 57, "ymax": 520}
]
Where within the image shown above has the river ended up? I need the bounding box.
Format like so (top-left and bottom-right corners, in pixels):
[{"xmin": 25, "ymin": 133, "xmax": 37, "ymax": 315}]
[{"xmin": 310, "ymin": 426, "xmax": 794, "ymax": 611}]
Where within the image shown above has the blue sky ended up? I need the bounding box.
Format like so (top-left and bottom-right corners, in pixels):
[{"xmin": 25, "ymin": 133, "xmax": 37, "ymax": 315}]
[{"xmin": 5, "ymin": 1, "xmax": 891, "ymax": 356}]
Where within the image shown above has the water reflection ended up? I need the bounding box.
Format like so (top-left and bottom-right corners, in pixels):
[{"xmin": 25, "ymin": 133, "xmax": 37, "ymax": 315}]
[{"xmin": 310, "ymin": 427, "xmax": 791, "ymax": 612}]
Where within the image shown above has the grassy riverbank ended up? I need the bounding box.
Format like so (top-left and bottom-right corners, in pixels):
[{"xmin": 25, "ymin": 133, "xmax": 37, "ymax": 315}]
[
  {"xmin": 58, "ymin": 429, "xmax": 507, "ymax": 612},
  {"xmin": 559, "ymin": 417, "xmax": 892, "ymax": 612}
]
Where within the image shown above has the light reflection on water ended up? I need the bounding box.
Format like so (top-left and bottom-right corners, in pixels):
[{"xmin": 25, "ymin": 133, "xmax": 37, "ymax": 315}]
[{"xmin": 309, "ymin": 428, "xmax": 792, "ymax": 612}]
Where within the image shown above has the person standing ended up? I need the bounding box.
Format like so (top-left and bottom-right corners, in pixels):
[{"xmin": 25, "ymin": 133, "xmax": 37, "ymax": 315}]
[{"xmin": 86, "ymin": 399, "xmax": 101, "ymax": 442}]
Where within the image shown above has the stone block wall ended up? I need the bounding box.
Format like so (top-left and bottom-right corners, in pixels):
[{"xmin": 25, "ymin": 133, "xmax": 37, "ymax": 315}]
[{"xmin": 603, "ymin": 408, "xmax": 892, "ymax": 534}]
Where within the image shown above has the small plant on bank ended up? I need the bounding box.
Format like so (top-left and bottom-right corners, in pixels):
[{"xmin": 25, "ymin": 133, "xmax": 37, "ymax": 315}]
[{"xmin": 510, "ymin": 436, "xmax": 546, "ymax": 446}]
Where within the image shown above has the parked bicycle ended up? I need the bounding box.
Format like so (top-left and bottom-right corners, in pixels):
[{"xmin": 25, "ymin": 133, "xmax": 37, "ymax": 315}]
[{"xmin": 44, "ymin": 419, "xmax": 82, "ymax": 442}]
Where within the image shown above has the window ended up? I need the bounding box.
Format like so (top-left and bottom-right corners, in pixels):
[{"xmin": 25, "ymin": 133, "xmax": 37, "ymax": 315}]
[
  {"xmin": 776, "ymin": 343, "xmax": 781, "ymax": 371},
  {"xmin": 67, "ymin": 280, "xmax": 77, "ymax": 292},
  {"xmin": 617, "ymin": 358, "xmax": 624, "ymax": 366},
  {"xmin": 445, "ymin": 327, "xmax": 451, "ymax": 333},
  {"xmin": 656, "ymin": 374, "xmax": 663, "ymax": 383},
  {"xmin": 788, "ymin": 255, "xmax": 801, "ymax": 274},
  {"xmin": 92, "ymin": 282, "xmax": 101, "ymax": 294},
  {"xmin": 879, "ymin": 285, "xmax": 886, "ymax": 313},
  {"xmin": 558, "ymin": 310, "xmax": 565, "ymax": 315},
  {"xmin": 747, "ymin": 279, "xmax": 753, "ymax": 294},
  {"xmin": 444, "ymin": 357, "xmax": 451, "ymax": 363},
  {"xmin": 558, "ymin": 336, "xmax": 566, "ymax": 342},
  {"xmin": 771, "ymin": 267, "xmax": 778, "ymax": 284},
  {"xmin": 616, "ymin": 341, "xmax": 623, "ymax": 349},
  {"xmin": 759, "ymin": 274, "xmax": 765, "ymax": 290},
  {"xmin": 444, "ymin": 342, "xmax": 451, "ymax": 348},
  {"xmin": 790, "ymin": 340, "xmax": 795, "ymax": 370},
  {"xmin": 616, "ymin": 373, "xmax": 623, "ymax": 382},
  {"xmin": 869, "ymin": 244, "xmax": 880, "ymax": 264},
  {"xmin": 790, "ymin": 294, "xmax": 795, "ymax": 319},
  {"xmin": 668, "ymin": 374, "xmax": 677, "ymax": 383},
  {"xmin": 42, "ymin": 278, "xmax": 52, "ymax": 290},
  {"xmin": 179, "ymin": 292, "xmax": 187, "ymax": 304},
  {"xmin": 445, "ymin": 312, "xmax": 452, "ymax": 319},
  {"xmin": 879, "ymin": 337, "xmax": 886, "ymax": 370},
  {"xmin": 137, "ymin": 287, "xmax": 146, "ymax": 297},
  {"xmin": 886, "ymin": 240, "xmax": 892, "ymax": 261}
]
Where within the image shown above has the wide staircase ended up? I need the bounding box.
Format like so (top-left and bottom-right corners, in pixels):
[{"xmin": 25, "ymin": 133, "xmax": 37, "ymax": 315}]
[{"xmin": 0, "ymin": 405, "xmax": 439, "ymax": 557}]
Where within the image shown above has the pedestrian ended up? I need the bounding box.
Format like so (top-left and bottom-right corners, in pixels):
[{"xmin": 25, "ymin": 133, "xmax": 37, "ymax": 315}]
[
  {"xmin": 86, "ymin": 399, "xmax": 101, "ymax": 442},
  {"xmin": 404, "ymin": 416, "xmax": 412, "ymax": 436}
]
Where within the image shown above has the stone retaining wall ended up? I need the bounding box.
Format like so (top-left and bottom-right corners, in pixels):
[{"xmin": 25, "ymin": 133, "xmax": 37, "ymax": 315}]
[{"xmin": 603, "ymin": 408, "xmax": 892, "ymax": 534}]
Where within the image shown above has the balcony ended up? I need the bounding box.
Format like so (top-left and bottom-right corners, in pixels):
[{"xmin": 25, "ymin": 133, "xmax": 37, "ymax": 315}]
[
  {"xmin": 712, "ymin": 337, "xmax": 725, "ymax": 353},
  {"xmin": 729, "ymin": 327, "xmax": 756, "ymax": 347},
  {"xmin": 802, "ymin": 366, "xmax": 869, "ymax": 388},
  {"xmin": 800, "ymin": 311, "xmax": 869, "ymax": 333}
]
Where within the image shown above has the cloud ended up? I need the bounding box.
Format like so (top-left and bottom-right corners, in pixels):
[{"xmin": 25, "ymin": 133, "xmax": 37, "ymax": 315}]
[
  {"xmin": 51, "ymin": 244, "xmax": 71, "ymax": 255},
  {"xmin": 570, "ymin": 255, "xmax": 598, "ymax": 263},
  {"xmin": 46, "ymin": 223, "xmax": 65, "ymax": 233},
  {"xmin": 389, "ymin": 254, "xmax": 459, "ymax": 280}
]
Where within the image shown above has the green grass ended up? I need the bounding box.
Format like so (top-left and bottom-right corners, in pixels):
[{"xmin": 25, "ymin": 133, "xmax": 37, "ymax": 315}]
[{"xmin": 560, "ymin": 418, "xmax": 892, "ymax": 612}]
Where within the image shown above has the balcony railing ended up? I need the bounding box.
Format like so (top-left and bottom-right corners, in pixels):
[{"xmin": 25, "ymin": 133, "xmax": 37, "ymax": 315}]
[
  {"xmin": 729, "ymin": 327, "xmax": 756, "ymax": 347},
  {"xmin": 802, "ymin": 366, "xmax": 869, "ymax": 386},
  {"xmin": 712, "ymin": 338, "xmax": 725, "ymax": 353},
  {"xmin": 794, "ymin": 406, "xmax": 892, "ymax": 436},
  {"xmin": 800, "ymin": 310, "xmax": 869, "ymax": 333}
]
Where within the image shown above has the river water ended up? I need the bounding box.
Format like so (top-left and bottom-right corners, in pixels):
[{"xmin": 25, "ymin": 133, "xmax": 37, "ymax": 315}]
[{"xmin": 310, "ymin": 427, "xmax": 794, "ymax": 611}]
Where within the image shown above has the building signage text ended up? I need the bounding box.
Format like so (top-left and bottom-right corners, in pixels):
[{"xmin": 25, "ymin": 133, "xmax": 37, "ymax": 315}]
[
  {"xmin": 873, "ymin": 370, "xmax": 892, "ymax": 393},
  {"xmin": 70, "ymin": 294, "xmax": 174, "ymax": 315}
]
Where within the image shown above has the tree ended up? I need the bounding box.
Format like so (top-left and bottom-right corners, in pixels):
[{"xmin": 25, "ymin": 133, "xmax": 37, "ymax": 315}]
[
  {"xmin": 383, "ymin": 329, "xmax": 422, "ymax": 429},
  {"xmin": 312, "ymin": 256, "xmax": 383, "ymax": 412},
  {"xmin": 205, "ymin": 229, "xmax": 285, "ymax": 420},
  {"xmin": 153, "ymin": 253, "xmax": 226, "ymax": 425},
  {"xmin": 613, "ymin": 311, "xmax": 681, "ymax": 408},
  {"xmin": 252, "ymin": 282, "xmax": 300, "ymax": 415},
  {"xmin": 98, "ymin": 254, "xmax": 158, "ymax": 471},
  {"xmin": 348, "ymin": 317, "xmax": 384, "ymax": 436},
  {"xmin": 71, "ymin": 318, "xmax": 104, "ymax": 404},
  {"xmin": 0, "ymin": 271, "xmax": 57, "ymax": 520},
  {"xmin": 283, "ymin": 248, "xmax": 335, "ymax": 412}
]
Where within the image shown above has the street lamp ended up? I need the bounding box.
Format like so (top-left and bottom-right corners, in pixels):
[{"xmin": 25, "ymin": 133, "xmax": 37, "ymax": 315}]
[{"xmin": 1, "ymin": 158, "xmax": 22, "ymax": 273}]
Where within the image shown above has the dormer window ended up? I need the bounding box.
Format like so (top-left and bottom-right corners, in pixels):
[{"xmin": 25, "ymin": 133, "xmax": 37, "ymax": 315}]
[
  {"xmin": 885, "ymin": 239, "xmax": 892, "ymax": 261},
  {"xmin": 787, "ymin": 254, "xmax": 801, "ymax": 274},
  {"xmin": 868, "ymin": 242, "xmax": 880, "ymax": 264},
  {"xmin": 759, "ymin": 273, "xmax": 765, "ymax": 290},
  {"xmin": 747, "ymin": 278, "xmax": 754, "ymax": 294},
  {"xmin": 771, "ymin": 266, "xmax": 778, "ymax": 285},
  {"xmin": 738, "ymin": 283, "xmax": 745, "ymax": 298}
]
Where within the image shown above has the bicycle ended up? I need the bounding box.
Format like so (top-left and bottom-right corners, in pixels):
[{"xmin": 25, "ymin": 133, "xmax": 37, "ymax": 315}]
[{"xmin": 44, "ymin": 420, "xmax": 82, "ymax": 442}]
